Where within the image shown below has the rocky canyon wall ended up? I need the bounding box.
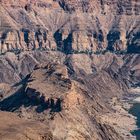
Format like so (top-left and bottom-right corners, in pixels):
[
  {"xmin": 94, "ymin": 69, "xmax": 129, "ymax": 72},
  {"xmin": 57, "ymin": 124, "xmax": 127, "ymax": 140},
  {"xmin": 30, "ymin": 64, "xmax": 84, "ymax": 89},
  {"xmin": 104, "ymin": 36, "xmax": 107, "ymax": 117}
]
[{"xmin": 0, "ymin": 0, "xmax": 140, "ymax": 54}]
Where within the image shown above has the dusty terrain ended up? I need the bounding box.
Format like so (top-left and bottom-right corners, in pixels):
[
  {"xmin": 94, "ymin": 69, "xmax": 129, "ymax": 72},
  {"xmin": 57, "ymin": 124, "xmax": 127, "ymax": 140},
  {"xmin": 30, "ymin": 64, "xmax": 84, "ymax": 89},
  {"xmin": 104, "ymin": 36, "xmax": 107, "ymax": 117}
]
[
  {"xmin": 0, "ymin": 111, "xmax": 53, "ymax": 140},
  {"xmin": 100, "ymin": 97, "xmax": 136, "ymax": 140},
  {"xmin": 0, "ymin": 62, "xmax": 124, "ymax": 140},
  {"xmin": 0, "ymin": 53, "xmax": 139, "ymax": 140},
  {"xmin": 0, "ymin": 0, "xmax": 140, "ymax": 140}
]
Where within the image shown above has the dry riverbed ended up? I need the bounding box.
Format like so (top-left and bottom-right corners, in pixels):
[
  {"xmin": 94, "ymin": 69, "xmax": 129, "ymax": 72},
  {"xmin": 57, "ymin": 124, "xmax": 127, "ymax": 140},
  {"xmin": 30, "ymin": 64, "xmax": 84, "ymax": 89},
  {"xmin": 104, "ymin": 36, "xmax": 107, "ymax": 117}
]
[
  {"xmin": 100, "ymin": 99, "xmax": 136, "ymax": 139},
  {"xmin": 100, "ymin": 88, "xmax": 140, "ymax": 140}
]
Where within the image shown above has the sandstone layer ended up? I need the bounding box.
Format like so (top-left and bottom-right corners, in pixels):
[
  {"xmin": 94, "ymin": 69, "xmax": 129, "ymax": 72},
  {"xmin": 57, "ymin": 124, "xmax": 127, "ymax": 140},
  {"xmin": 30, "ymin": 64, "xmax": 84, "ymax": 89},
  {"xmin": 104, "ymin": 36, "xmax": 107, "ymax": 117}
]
[
  {"xmin": 0, "ymin": 52, "xmax": 140, "ymax": 139},
  {"xmin": 0, "ymin": 0, "xmax": 140, "ymax": 54},
  {"xmin": 0, "ymin": 0, "xmax": 140, "ymax": 140}
]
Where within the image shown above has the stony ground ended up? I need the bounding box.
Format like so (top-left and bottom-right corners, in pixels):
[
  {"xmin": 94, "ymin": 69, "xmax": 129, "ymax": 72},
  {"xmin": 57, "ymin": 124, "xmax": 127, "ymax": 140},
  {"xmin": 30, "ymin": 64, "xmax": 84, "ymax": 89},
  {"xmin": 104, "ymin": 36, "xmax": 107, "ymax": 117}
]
[{"xmin": 0, "ymin": 0, "xmax": 140, "ymax": 140}]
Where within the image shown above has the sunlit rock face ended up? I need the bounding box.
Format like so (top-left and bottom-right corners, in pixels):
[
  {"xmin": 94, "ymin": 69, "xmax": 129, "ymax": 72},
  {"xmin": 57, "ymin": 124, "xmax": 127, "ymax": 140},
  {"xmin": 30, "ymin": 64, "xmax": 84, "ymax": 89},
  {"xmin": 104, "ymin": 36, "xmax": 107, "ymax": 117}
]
[
  {"xmin": 0, "ymin": 1, "xmax": 140, "ymax": 140},
  {"xmin": 0, "ymin": 62, "xmax": 125, "ymax": 140},
  {"xmin": 0, "ymin": 0, "xmax": 140, "ymax": 54}
]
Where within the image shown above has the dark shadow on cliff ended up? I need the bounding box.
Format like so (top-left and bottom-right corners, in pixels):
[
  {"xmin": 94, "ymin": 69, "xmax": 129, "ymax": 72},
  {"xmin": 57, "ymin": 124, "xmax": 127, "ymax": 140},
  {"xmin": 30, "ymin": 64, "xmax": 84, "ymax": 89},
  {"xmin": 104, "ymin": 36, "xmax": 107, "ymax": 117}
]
[
  {"xmin": 0, "ymin": 74, "xmax": 62, "ymax": 113},
  {"xmin": 0, "ymin": 74, "xmax": 38, "ymax": 112},
  {"xmin": 54, "ymin": 30, "xmax": 73, "ymax": 54},
  {"xmin": 54, "ymin": 29, "xmax": 63, "ymax": 52},
  {"xmin": 63, "ymin": 33, "xmax": 73, "ymax": 54},
  {"xmin": 107, "ymin": 30, "xmax": 120, "ymax": 51},
  {"xmin": 22, "ymin": 28, "xmax": 30, "ymax": 46},
  {"xmin": 127, "ymin": 32, "xmax": 140, "ymax": 53}
]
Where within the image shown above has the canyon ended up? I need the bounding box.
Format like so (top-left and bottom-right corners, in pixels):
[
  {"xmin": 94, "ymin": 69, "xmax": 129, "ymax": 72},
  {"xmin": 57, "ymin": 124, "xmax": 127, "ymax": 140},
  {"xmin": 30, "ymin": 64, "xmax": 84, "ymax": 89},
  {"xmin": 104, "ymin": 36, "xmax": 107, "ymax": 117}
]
[
  {"xmin": 0, "ymin": 0, "xmax": 140, "ymax": 54},
  {"xmin": 0, "ymin": 0, "xmax": 140, "ymax": 140}
]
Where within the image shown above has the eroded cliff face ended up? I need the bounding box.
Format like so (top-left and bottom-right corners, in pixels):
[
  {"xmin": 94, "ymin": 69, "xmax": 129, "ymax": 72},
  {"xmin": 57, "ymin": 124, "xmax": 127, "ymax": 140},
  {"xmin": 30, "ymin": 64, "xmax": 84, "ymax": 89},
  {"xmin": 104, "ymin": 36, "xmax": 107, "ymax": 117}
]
[
  {"xmin": 0, "ymin": 62, "xmax": 125, "ymax": 140},
  {"xmin": 0, "ymin": 1, "xmax": 140, "ymax": 140},
  {"xmin": 0, "ymin": 51, "xmax": 139, "ymax": 139},
  {"xmin": 0, "ymin": 0, "xmax": 140, "ymax": 54}
]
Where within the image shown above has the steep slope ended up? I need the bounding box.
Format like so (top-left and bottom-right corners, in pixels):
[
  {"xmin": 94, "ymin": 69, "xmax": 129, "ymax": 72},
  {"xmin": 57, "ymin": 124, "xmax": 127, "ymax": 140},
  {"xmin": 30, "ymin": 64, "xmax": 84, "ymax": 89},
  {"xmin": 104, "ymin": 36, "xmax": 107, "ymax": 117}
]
[
  {"xmin": 0, "ymin": 0, "xmax": 140, "ymax": 54},
  {"xmin": 0, "ymin": 1, "xmax": 140, "ymax": 140},
  {"xmin": 0, "ymin": 51, "xmax": 139, "ymax": 139},
  {"xmin": 0, "ymin": 62, "xmax": 125, "ymax": 140}
]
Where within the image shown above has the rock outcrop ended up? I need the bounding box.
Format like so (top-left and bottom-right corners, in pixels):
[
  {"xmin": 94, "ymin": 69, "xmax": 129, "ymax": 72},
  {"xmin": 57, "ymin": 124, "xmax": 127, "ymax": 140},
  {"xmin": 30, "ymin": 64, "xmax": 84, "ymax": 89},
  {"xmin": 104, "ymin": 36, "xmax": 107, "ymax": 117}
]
[
  {"xmin": 0, "ymin": 0, "xmax": 140, "ymax": 54},
  {"xmin": 0, "ymin": 52, "xmax": 139, "ymax": 140},
  {"xmin": 0, "ymin": 1, "xmax": 140, "ymax": 140},
  {"xmin": 0, "ymin": 62, "xmax": 125, "ymax": 140}
]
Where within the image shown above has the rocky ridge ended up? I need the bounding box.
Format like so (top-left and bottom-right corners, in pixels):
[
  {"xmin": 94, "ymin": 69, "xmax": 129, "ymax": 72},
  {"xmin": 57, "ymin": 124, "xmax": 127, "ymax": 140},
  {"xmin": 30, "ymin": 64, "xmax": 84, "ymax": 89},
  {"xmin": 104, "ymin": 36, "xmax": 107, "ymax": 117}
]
[
  {"xmin": 0, "ymin": 0, "xmax": 140, "ymax": 54},
  {"xmin": 0, "ymin": 62, "xmax": 125, "ymax": 140},
  {"xmin": 0, "ymin": 0, "xmax": 140, "ymax": 140},
  {"xmin": 0, "ymin": 51, "xmax": 140, "ymax": 139}
]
